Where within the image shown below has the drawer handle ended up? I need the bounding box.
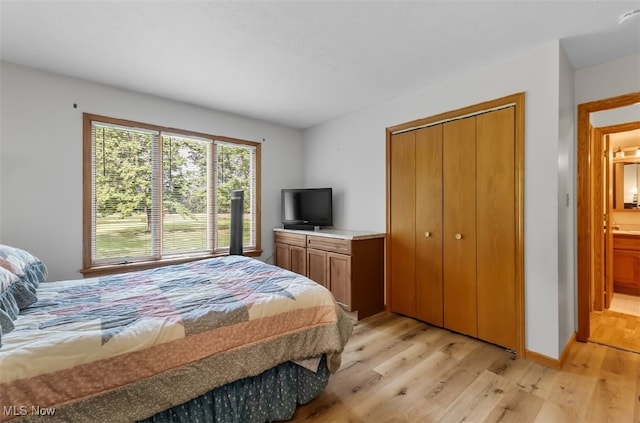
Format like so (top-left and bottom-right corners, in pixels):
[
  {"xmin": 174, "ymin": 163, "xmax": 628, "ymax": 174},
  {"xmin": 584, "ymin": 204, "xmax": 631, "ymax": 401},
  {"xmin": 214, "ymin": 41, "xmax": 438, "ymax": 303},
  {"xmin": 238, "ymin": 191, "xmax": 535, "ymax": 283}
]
[
  {"xmin": 455, "ymin": 233, "xmax": 462, "ymax": 240},
  {"xmin": 424, "ymin": 231, "xmax": 431, "ymax": 238}
]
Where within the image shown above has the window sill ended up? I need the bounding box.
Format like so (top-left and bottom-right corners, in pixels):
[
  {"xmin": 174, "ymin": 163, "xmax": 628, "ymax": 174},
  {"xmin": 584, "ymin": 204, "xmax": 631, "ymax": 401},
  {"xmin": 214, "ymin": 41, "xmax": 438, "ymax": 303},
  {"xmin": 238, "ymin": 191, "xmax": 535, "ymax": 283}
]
[{"xmin": 81, "ymin": 249, "xmax": 263, "ymax": 278}]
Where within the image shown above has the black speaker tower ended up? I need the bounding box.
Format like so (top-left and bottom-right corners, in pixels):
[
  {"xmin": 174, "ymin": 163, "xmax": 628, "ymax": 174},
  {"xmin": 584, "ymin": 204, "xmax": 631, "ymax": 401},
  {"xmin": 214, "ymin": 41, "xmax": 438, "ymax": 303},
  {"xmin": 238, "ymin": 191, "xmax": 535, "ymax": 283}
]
[{"xmin": 229, "ymin": 190, "xmax": 244, "ymax": 255}]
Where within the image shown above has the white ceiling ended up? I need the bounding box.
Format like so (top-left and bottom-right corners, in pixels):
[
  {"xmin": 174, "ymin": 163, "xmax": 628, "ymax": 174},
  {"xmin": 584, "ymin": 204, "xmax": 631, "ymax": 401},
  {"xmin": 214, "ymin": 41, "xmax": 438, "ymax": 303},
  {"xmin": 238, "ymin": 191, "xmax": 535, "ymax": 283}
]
[{"xmin": 1, "ymin": 1, "xmax": 639, "ymax": 129}]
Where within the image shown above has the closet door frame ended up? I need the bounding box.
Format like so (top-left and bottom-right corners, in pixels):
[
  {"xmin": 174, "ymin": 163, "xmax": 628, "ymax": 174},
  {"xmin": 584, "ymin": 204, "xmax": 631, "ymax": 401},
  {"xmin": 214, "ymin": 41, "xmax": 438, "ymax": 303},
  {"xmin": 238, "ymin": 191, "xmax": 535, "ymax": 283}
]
[{"xmin": 386, "ymin": 92, "xmax": 525, "ymax": 358}]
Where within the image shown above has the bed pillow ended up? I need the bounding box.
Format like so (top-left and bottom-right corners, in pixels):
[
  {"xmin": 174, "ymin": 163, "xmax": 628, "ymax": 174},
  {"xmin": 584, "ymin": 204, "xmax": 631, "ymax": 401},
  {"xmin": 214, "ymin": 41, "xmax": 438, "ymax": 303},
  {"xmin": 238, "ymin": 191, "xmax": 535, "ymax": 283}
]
[
  {"xmin": 0, "ymin": 266, "xmax": 20, "ymax": 346},
  {"xmin": 0, "ymin": 307, "xmax": 14, "ymax": 346},
  {"xmin": 0, "ymin": 244, "xmax": 47, "ymax": 285}
]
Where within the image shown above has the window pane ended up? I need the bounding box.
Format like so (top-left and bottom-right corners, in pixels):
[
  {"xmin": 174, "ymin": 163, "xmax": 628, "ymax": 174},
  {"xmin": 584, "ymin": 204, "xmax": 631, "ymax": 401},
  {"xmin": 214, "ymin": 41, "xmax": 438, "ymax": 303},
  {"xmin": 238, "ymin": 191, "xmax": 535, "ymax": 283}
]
[
  {"xmin": 215, "ymin": 142, "xmax": 255, "ymax": 250},
  {"xmin": 162, "ymin": 136, "xmax": 209, "ymax": 255},
  {"xmin": 94, "ymin": 125, "xmax": 154, "ymax": 261},
  {"xmin": 85, "ymin": 114, "xmax": 261, "ymax": 271}
]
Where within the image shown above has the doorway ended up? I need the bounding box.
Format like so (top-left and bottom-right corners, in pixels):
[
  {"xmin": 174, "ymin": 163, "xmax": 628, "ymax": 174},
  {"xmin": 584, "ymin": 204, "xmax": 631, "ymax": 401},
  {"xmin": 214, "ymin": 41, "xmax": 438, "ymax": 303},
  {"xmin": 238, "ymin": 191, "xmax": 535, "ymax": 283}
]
[{"xmin": 577, "ymin": 92, "xmax": 640, "ymax": 353}]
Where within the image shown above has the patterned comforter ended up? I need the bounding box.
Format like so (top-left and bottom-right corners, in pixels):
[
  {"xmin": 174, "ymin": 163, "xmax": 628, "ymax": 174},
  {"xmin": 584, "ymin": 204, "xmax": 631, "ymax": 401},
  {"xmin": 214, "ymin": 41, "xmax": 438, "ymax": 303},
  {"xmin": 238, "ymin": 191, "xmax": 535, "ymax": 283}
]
[{"xmin": 0, "ymin": 256, "xmax": 353, "ymax": 422}]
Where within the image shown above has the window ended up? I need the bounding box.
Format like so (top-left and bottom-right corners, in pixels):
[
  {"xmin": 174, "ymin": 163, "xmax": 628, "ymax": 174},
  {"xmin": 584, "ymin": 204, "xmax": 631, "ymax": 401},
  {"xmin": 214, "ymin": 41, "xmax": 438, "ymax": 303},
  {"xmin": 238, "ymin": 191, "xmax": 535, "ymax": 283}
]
[{"xmin": 83, "ymin": 114, "xmax": 261, "ymax": 275}]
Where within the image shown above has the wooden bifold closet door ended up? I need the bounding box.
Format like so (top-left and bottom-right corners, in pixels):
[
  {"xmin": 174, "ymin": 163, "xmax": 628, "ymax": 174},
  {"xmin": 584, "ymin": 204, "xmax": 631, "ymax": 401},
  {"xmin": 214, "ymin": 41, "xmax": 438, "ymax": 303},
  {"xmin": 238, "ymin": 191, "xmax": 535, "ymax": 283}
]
[
  {"xmin": 442, "ymin": 115, "xmax": 477, "ymax": 337},
  {"xmin": 388, "ymin": 105, "xmax": 517, "ymax": 351},
  {"xmin": 389, "ymin": 130, "xmax": 417, "ymax": 317},
  {"xmin": 415, "ymin": 126, "xmax": 444, "ymax": 326},
  {"xmin": 475, "ymin": 107, "xmax": 516, "ymax": 349},
  {"xmin": 389, "ymin": 126, "xmax": 443, "ymax": 326}
]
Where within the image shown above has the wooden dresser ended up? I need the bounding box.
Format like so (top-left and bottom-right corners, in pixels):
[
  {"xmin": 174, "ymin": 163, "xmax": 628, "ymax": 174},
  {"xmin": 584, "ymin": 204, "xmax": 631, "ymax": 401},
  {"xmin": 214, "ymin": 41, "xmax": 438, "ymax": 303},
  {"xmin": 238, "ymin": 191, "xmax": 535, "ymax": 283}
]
[{"xmin": 274, "ymin": 228, "xmax": 385, "ymax": 319}]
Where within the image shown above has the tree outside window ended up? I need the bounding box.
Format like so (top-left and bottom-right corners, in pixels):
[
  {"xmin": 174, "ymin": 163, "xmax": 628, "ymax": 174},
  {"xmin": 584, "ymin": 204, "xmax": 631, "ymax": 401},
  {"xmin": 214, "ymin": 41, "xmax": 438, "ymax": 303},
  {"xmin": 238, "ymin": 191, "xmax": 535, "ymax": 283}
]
[{"xmin": 83, "ymin": 114, "xmax": 260, "ymax": 274}]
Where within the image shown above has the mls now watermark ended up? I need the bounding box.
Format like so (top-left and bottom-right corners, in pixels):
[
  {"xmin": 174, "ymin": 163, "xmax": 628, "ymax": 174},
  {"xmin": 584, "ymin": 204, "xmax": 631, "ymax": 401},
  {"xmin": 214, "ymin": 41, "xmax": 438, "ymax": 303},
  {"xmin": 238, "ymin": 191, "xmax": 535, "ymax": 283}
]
[{"xmin": 3, "ymin": 405, "xmax": 56, "ymax": 416}]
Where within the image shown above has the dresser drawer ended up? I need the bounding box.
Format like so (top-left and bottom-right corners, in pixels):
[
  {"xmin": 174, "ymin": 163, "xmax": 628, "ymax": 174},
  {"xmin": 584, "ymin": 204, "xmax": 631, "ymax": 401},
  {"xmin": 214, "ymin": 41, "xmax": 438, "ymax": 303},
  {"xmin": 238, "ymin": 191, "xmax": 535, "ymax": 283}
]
[
  {"xmin": 307, "ymin": 235, "xmax": 351, "ymax": 254},
  {"xmin": 613, "ymin": 235, "xmax": 640, "ymax": 251},
  {"xmin": 275, "ymin": 231, "xmax": 307, "ymax": 247}
]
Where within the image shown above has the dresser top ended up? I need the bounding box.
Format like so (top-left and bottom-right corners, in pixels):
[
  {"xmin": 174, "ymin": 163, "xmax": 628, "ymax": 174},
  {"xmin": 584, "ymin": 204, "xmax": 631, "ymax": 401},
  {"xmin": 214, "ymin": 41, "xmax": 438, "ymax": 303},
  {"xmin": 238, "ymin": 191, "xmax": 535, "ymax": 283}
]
[{"xmin": 274, "ymin": 227, "xmax": 385, "ymax": 241}]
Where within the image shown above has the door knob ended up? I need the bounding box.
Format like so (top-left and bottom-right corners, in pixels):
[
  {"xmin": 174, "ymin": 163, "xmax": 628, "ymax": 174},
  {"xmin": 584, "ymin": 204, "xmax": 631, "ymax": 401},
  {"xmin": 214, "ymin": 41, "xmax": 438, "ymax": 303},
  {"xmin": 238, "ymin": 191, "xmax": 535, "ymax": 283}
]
[
  {"xmin": 455, "ymin": 233, "xmax": 462, "ymax": 240},
  {"xmin": 424, "ymin": 231, "xmax": 431, "ymax": 238}
]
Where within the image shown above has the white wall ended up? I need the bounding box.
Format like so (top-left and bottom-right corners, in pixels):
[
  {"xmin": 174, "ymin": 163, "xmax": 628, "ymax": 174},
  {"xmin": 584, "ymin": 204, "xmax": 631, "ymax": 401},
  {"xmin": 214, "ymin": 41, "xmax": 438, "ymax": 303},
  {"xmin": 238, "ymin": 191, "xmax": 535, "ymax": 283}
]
[
  {"xmin": 557, "ymin": 45, "xmax": 576, "ymax": 354},
  {"xmin": 591, "ymin": 104, "xmax": 640, "ymax": 128},
  {"xmin": 0, "ymin": 62, "xmax": 304, "ymax": 280},
  {"xmin": 575, "ymin": 54, "xmax": 640, "ymax": 104},
  {"xmin": 303, "ymin": 42, "xmax": 563, "ymax": 358}
]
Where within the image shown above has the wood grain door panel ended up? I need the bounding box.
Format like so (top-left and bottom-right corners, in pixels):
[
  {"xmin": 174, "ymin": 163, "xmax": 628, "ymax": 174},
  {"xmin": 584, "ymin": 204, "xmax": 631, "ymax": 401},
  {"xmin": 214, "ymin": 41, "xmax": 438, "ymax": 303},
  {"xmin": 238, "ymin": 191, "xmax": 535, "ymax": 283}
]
[
  {"xmin": 415, "ymin": 125, "xmax": 444, "ymax": 326},
  {"xmin": 328, "ymin": 253, "xmax": 351, "ymax": 308},
  {"xmin": 613, "ymin": 249, "xmax": 640, "ymax": 285},
  {"xmin": 307, "ymin": 248, "xmax": 327, "ymax": 288},
  {"xmin": 390, "ymin": 131, "xmax": 417, "ymax": 316},
  {"xmin": 443, "ymin": 116, "xmax": 477, "ymax": 337},
  {"xmin": 476, "ymin": 107, "xmax": 516, "ymax": 350},
  {"xmin": 290, "ymin": 245, "xmax": 307, "ymax": 276},
  {"xmin": 275, "ymin": 243, "xmax": 290, "ymax": 270}
]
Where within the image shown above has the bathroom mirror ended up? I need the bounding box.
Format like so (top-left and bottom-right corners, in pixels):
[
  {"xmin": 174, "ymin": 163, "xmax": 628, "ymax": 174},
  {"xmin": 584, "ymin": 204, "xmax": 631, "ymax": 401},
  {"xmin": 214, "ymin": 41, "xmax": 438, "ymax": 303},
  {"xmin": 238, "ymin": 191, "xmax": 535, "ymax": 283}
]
[{"xmin": 613, "ymin": 161, "xmax": 640, "ymax": 210}]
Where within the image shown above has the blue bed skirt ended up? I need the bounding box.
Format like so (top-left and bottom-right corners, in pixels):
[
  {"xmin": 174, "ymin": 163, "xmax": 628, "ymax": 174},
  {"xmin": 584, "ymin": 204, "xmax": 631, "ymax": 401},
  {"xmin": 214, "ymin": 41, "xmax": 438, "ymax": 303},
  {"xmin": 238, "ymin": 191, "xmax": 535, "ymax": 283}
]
[{"xmin": 140, "ymin": 355, "xmax": 329, "ymax": 423}]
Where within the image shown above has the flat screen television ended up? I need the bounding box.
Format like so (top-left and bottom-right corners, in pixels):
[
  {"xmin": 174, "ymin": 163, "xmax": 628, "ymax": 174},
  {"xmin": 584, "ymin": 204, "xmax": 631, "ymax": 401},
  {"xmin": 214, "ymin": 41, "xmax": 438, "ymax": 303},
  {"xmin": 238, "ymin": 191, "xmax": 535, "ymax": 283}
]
[{"xmin": 281, "ymin": 188, "xmax": 333, "ymax": 230}]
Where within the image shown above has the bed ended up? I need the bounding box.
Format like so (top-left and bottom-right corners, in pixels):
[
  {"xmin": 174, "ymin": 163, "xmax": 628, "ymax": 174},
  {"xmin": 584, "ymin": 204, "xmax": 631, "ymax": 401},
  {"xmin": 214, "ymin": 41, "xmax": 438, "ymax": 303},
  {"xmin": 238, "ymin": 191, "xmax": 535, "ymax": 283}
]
[{"xmin": 0, "ymin": 246, "xmax": 353, "ymax": 422}]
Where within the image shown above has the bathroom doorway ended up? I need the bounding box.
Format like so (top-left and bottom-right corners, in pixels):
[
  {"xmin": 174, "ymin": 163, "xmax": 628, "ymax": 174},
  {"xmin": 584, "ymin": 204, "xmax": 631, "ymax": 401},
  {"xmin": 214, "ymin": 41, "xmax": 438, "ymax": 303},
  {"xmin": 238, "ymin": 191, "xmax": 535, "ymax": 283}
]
[
  {"xmin": 577, "ymin": 92, "xmax": 640, "ymax": 353},
  {"xmin": 591, "ymin": 123, "xmax": 640, "ymax": 352}
]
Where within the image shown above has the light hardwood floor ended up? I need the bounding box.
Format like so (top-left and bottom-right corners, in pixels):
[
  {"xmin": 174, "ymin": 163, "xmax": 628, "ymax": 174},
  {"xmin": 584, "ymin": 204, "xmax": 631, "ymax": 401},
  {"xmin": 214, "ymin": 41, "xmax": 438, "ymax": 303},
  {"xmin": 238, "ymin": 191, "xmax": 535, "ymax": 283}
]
[
  {"xmin": 291, "ymin": 312, "xmax": 640, "ymax": 422},
  {"xmin": 590, "ymin": 309, "xmax": 640, "ymax": 354}
]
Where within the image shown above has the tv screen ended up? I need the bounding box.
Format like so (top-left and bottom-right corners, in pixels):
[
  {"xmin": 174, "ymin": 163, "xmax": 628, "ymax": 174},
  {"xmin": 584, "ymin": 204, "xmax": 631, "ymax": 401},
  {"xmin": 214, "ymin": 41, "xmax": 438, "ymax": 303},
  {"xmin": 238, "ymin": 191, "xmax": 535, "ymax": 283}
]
[{"xmin": 281, "ymin": 188, "xmax": 333, "ymax": 229}]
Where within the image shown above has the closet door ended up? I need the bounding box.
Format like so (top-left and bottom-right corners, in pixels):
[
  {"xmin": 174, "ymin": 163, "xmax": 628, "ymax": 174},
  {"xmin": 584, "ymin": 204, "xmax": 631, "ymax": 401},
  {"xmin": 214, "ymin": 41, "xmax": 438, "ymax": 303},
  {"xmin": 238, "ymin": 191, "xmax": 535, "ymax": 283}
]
[
  {"xmin": 443, "ymin": 117, "xmax": 477, "ymax": 337},
  {"xmin": 476, "ymin": 107, "xmax": 517, "ymax": 349},
  {"xmin": 389, "ymin": 131, "xmax": 416, "ymax": 316},
  {"xmin": 415, "ymin": 125, "xmax": 443, "ymax": 326}
]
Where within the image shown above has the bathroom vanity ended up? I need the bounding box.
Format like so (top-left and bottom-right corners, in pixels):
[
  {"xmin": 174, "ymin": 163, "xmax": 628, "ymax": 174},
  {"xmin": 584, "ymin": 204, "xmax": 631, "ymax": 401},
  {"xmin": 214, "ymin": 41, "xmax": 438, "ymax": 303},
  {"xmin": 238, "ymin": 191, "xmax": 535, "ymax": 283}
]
[{"xmin": 613, "ymin": 231, "xmax": 640, "ymax": 295}]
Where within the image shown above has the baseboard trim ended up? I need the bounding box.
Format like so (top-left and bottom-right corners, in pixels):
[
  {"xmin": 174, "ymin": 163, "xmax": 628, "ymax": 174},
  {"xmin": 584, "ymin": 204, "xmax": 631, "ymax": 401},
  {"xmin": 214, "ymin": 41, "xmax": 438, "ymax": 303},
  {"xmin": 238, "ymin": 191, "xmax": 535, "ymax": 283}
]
[
  {"xmin": 559, "ymin": 332, "xmax": 577, "ymax": 365},
  {"xmin": 524, "ymin": 349, "xmax": 561, "ymax": 369},
  {"xmin": 524, "ymin": 332, "xmax": 577, "ymax": 370}
]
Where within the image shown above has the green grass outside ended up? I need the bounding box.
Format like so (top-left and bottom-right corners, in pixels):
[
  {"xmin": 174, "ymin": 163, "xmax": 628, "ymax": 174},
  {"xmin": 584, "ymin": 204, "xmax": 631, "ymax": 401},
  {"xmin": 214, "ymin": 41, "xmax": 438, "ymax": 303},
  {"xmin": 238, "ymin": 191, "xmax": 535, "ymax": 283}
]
[{"xmin": 96, "ymin": 213, "xmax": 252, "ymax": 259}]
